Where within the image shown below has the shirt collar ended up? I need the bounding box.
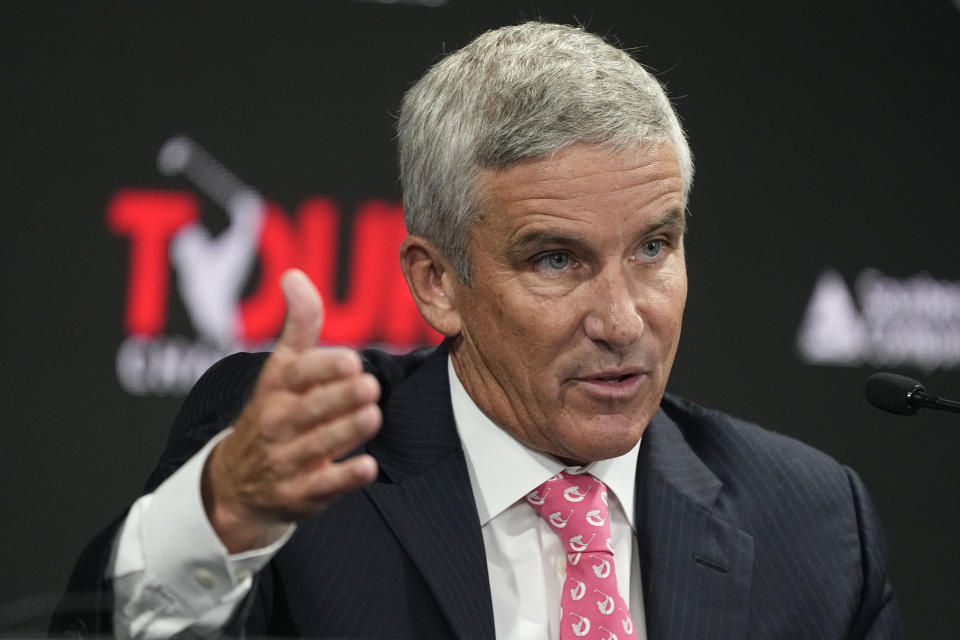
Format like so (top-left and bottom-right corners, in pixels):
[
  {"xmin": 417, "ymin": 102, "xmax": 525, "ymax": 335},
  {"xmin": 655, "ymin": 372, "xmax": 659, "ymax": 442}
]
[{"xmin": 448, "ymin": 357, "xmax": 640, "ymax": 530}]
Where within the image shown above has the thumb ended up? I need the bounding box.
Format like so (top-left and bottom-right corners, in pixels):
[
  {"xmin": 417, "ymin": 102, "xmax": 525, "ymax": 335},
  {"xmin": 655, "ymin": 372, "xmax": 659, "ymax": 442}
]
[{"xmin": 277, "ymin": 269, "xmax": 324, "ymax": 352}]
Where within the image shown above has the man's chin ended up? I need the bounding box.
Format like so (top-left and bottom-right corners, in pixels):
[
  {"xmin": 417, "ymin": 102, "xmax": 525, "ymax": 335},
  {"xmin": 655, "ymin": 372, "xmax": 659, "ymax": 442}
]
[{"xmin": 550, "ymin": 416, "xmax": 648, "ymax": 464}]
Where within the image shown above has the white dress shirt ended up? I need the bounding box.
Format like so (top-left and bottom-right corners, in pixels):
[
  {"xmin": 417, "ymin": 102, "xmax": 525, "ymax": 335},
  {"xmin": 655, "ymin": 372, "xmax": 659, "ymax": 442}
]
[
  {"xmin": 110, "ymin": 355, "xmax": 646, "ymax": 639},
  {"xmin": 448, "ymin": 358, "xmax": 646, "ymax": 639}
]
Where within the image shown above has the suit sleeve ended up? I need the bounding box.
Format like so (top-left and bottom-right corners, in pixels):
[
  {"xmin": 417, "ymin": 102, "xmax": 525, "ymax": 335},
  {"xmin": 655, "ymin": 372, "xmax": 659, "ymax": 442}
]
[{"xmin": 843, "ymin": 467, "xmax": 904, "ymax": 639}]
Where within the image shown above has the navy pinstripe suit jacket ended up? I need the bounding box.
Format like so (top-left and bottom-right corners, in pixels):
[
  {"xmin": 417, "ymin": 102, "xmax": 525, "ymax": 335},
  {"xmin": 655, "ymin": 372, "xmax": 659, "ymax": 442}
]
[{"xmin": 52, "ymin": 344, "xmax": 903, "ymax": 638}]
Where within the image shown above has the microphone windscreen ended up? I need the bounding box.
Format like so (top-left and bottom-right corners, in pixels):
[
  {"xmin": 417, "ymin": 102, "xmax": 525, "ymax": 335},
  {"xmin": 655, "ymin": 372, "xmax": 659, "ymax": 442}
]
[{"xmin": 865, "ymin": 372, "xmax": 924, "ymax": 415}]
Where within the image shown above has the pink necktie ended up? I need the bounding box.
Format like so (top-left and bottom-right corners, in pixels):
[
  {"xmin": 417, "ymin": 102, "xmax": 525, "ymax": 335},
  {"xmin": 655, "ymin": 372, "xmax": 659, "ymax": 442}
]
[{"xmin": 526, "ymin": 472, "xmax": 638, "ymax": 640}]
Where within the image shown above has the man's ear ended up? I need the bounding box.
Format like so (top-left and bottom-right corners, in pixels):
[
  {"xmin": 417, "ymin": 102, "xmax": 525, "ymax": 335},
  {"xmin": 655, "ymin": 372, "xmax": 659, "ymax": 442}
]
[{"xmin": 399, "ymin": 235, "xmax": 464, "ymax": 337}]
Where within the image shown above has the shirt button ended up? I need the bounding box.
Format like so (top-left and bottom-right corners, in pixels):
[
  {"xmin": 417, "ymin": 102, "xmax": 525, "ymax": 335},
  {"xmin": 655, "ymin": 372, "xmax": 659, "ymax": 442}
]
[
  {"xmin": 236, "ymin": 569, "xmax": 252, "ymax": 581},
  {"xmin": 194, "ymin": 568, "xmax": 217, "ymax": 589},
  {"xmin": 555, "ymin": 556, "xmax": 566, "ymax": 578}
]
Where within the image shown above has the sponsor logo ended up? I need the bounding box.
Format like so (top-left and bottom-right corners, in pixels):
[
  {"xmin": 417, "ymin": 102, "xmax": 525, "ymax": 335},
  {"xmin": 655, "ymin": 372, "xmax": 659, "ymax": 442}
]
[
  {"xmin": 110, "ymin": 136, "xmax": 440, "ymax": 396},
  {"xmin": 797, "ymin": 268, "xmax": 960, "ymax": 372}
]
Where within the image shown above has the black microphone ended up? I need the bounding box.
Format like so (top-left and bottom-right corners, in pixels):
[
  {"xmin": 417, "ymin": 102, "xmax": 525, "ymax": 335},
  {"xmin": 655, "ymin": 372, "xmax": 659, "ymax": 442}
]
[{"xmin": 865, "ymin": 372, "xmax": 960, "ymax": 416}]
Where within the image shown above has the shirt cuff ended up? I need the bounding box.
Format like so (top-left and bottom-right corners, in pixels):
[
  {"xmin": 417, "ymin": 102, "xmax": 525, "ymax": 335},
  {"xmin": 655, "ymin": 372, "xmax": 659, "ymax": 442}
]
[{"xmin": 136, "ymin": 428, "xmax": 295, "ymax": 617}]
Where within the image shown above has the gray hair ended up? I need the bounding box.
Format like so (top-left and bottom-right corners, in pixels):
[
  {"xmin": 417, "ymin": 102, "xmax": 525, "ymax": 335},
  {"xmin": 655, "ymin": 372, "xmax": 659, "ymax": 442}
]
[{"xmin": 398, "ymin": 21, "xmax": 693, "ymax": 284}]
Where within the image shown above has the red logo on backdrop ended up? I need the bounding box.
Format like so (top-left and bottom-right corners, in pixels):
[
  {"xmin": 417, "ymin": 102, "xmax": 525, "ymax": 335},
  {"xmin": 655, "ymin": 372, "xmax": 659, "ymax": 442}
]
[{"xmin": 110, "ymin": 136, "xmax": 441, "ymax": 395}]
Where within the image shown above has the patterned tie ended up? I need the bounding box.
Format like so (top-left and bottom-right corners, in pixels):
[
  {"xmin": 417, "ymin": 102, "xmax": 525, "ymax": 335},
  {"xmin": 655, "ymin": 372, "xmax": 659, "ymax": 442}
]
[{"xmin": 526, "ymin": 472, "xmax": 638, "ymax": 640}]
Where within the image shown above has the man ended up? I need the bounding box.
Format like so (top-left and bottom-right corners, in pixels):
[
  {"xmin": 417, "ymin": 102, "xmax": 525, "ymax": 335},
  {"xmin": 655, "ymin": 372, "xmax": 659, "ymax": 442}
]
[{"xmin": 53, "ymin": 22, "xmax": 902, "ymax": 639}]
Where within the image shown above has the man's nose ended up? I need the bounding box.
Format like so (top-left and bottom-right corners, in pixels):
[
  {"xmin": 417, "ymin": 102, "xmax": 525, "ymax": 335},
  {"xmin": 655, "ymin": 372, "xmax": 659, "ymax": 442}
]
[{"xmin": 582, "ymin": 270, "xmax": 644, "ymax": 350}]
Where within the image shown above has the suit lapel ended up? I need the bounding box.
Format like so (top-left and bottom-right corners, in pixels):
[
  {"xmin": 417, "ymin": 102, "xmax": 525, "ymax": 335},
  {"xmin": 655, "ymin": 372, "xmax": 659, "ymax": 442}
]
[
  {"xmin": 364, "ymin": 346, "xmax": 495, "ymax": 639},
  {"xmin": 361, "ymin": 347, "xmax": 754, "ymax": 639},
  {"xmin": 636, "ymin": 408, "xmax": 754, "ymax": 640}
]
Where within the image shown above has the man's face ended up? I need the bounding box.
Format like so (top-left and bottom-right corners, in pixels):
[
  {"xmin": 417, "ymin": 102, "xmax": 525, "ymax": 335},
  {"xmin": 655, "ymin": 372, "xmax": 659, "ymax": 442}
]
[{"xmin": 448, "ymin": 142, "xmax": 687, "ymax": 464}]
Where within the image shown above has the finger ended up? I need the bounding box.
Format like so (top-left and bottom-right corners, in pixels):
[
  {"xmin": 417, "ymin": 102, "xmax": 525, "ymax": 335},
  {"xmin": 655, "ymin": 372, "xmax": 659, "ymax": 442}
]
[
  {"xmin": 281, "ymin": 403, "xmax": 382, "ymax": 469},
  {"xmin": 302, "ymin": 454, "xmax": 379, "ymax": 507},
  {"xmin": 272, "ymin": 454, "xmax": 378, "ymax": 517},
  {"xmin": 284, "ymin": 373, "xmax": 380, "ymax": 434},
  {"xmin": 277, "ymin": 269, "xmax": 324, "ymax": 353},
  {"xmin": 254, "ymin": 390, "xmax": 300, "ymax": 440},
  {"xmin": 280, "ymin": 347, "xmax": 364, "ymax": 391}
]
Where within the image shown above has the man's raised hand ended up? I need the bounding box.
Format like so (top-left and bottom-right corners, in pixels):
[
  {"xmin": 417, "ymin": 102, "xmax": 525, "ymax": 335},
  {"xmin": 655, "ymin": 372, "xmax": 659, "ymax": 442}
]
[{"xmin": 202, "ymin": 269, "xmax": 381, "ymax": 553}]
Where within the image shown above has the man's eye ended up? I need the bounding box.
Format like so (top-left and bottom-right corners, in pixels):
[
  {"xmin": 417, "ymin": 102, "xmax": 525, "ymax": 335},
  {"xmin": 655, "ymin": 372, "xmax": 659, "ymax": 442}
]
[
  {"xmin": 542, "ymin": 253, "xmax": 570, "ymax": 270},
  {"xmin": 640, "ymin": 240, "xmax": 664, "ymax": 259}
]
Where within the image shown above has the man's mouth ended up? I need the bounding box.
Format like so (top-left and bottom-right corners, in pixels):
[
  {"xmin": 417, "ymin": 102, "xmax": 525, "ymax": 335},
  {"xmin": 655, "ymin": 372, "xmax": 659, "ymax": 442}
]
[
  {"xmin": 572, "ymin": 369, "xmax": 647, "ymax": 402},
  {"xmin": 593, "ymin": 373, "xmax": 634, "ymax": 383},
  {"xmin": 579, "ymin": 367, "xmax": 644, "ymax": 382},
  {"xmin": 571, "ymin": 368, "xmax": 647, "ymax": 397}
]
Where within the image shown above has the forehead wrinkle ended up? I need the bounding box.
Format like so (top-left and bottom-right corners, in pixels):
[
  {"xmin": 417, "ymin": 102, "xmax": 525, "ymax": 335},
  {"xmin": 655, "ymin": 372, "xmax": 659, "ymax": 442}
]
[
  {"xmin": 492, "ymin": 166, "xmax": 681, "ymax": 204},
  {"xmin": 474, "ymin": 144, "xmax": 686, "ymax": 244},
  {"xmin": 483, "ymin": 142, "xmax": 682, "ymax": 196}
]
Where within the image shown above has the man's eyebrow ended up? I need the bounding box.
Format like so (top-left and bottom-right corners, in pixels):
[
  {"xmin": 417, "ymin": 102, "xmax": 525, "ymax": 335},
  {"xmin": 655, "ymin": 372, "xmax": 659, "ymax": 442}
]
[
  {"xmin": 506, "ymin": 209, "xmax": 687, "ymax": 261},
  {"xmin": 506, "ymin": 230, "xmax": 591, "ymax": 261},
  {"xmin": 646, "ymin": 208, "xmax": 687, "ymax": 236}
]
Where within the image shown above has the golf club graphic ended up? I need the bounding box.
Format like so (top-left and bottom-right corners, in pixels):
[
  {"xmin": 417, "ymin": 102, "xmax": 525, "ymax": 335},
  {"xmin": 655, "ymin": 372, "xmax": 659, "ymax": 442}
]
[{"xmin": 157, "ymin": 135, "xmax": 266, "ymax": 346}]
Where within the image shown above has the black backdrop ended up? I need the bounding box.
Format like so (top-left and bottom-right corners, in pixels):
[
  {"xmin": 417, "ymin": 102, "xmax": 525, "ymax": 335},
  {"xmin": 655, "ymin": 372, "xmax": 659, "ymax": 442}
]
[{"xmin": 2, "ymin": 1, "xmax": 958, "ymax": 636}]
